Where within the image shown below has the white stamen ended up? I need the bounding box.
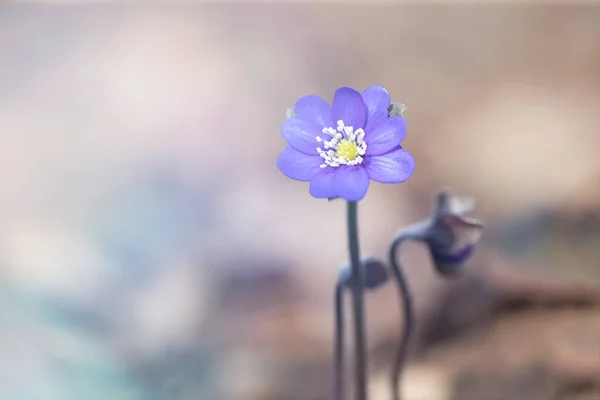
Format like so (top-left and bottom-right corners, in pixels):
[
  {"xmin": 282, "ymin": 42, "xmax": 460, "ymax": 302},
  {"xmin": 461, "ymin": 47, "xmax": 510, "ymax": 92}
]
[{"xmin": 315, "ymin": 119, "xmax": 368, "ymax": 169}]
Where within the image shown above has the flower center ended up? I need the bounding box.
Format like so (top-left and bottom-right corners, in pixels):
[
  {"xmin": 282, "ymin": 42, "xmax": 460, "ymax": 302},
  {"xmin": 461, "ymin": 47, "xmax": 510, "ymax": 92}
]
[
  {"xmin": 336, "ymin": 140, "xmax": 359, "ymax": 160},
  {"xmin": 316, "ymin": 120, "xmax": 367, "ymax": 168}
]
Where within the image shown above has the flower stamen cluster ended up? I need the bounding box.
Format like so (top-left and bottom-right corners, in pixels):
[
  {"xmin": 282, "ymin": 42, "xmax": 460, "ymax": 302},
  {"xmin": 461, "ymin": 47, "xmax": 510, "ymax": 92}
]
[{"xmin": 316, "ymin": 120, "xmax": 367, "ymax": 168}]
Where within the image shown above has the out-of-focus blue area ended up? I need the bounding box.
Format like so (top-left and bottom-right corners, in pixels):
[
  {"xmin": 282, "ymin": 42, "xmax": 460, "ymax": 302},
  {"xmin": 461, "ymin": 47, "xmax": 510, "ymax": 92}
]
[{"xmin": 1, "ymin": 285, "xmax": 141, "ymax": 400}]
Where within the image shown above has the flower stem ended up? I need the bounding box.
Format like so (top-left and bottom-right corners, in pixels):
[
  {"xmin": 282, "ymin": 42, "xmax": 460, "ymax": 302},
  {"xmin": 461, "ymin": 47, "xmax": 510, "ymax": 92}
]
[
  {"xmin": 334, "ymin": 282, "xmax": 345, "ymax": 400},
  {"xmin": 346, "ymin": 201, "xmax": 368, "ymax": 400},
  {"xmin": 389, "ymin": 235, "xmax": 414, "ymax": 400}
]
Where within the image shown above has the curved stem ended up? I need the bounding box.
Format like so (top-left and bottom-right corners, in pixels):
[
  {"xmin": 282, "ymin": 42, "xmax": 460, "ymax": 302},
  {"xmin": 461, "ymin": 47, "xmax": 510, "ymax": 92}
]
[
  {"xmin": 334, "ymin": 282, "xmax": 345, "ymax": 400},
  {"xmin": 347, "ymin": 201, "xmax": 368, "ymax": 400},
  {"xmin": 389, "ymin": 234, "xmax": 415, "ymax": 400}
]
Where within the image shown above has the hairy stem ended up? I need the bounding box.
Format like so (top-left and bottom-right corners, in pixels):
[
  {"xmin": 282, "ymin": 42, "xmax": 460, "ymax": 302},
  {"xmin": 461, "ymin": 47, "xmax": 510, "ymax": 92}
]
[
  {"xmin": 347, "ymin": 201, "xmax": 367, "ymax": 400},
  {"xmin": 334, "ymin": 282, "xmax": 345, "ymax": 400}
]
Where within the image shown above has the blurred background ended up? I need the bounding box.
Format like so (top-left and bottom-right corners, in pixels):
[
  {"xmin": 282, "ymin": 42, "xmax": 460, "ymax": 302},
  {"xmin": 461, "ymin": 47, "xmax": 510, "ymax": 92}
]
[{"xmin": 1, "ymin": 3, "xmax": 599, "ymax": 400}]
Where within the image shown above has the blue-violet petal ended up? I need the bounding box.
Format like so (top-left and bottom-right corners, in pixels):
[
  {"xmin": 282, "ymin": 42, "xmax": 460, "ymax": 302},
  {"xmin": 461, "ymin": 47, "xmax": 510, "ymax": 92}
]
[
  {"xmin": 364, "ymin": 146, "xmax": 415, "ymax": 183},
  {"xmin": 277, "ymin": 146, "xmax": 324, "ymax": 181},
  {"xmin": 333, "ymin": 166, "xmax": 370, "ymax": 201},
  {"xmin": 332, "ymin": 87, "xmax": 367, "ymax": 130},
  {"xmin": 362, "ymin": 86, "xmax": 391, "ymax": 131}
]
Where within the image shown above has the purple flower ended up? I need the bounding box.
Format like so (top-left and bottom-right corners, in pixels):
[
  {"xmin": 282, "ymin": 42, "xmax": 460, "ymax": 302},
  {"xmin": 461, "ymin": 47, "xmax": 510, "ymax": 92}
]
[{"xmin": 277, "ymin": 86, "xmax": 415, "ymax": 201}]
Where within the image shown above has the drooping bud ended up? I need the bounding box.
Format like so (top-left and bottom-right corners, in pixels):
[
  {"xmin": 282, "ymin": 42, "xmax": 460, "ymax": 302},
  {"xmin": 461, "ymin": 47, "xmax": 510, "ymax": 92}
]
[
  {"xmin": 424, "ymin": 191, "xmax": 483, "ymax": 277},
  {"xmin": 338, "ymin": 257, "xmax": 389, "ymax": 290}
]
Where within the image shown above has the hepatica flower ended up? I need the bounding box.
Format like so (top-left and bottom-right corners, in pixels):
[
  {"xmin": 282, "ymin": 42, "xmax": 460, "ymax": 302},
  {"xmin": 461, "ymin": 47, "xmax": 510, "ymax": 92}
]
[{"xmin": 277, "ymin": 86, "xmax": 415, "ymax": 201}]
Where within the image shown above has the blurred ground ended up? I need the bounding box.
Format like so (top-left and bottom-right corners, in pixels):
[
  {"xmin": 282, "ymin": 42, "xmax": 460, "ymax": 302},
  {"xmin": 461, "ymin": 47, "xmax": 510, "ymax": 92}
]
[{"xmin": 0, "ymin": 4, "xmax": 599, "ymax": 400}]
